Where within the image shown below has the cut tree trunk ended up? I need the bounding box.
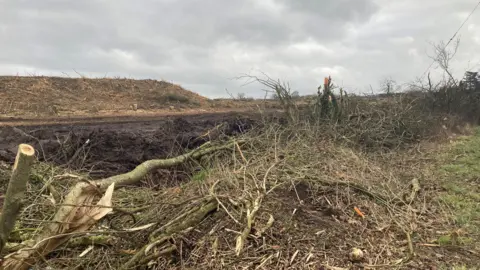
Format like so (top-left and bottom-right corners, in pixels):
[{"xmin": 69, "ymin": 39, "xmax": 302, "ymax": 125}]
[{"xmin": 0, "ymin": 144, "xmax": 35, "ymax": 254}]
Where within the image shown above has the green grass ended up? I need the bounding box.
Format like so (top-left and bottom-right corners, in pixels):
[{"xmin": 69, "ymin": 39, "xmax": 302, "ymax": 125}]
[
  {"xmin": 441, "ymin": 128, "xmax": 480, "ymax": 177},
  {"xmin": 430, "ymin": 127, "xmax": 480, "ymax": 270},
  {"xmin": 191, "ymin": 168, "xmax": 208, "ymax": 182},
  {"xmin": 438, "ymin": 127, "xmax": 480, "ymax": 234},
  {"xmin": 436, "ymin": 234, "xmax": 474, "ymax": 246}
]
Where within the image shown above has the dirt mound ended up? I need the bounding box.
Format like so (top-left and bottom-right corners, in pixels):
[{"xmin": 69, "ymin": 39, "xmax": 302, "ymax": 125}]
[{"xmin": 0, "ymin": 76, "xmax": 209, "ymax": 116}]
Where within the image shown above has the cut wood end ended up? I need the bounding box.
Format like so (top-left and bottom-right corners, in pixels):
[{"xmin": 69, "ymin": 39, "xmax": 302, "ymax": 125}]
[{"xmin": 19, "ymin": 144, "xmax": 35, "ymax": 156}]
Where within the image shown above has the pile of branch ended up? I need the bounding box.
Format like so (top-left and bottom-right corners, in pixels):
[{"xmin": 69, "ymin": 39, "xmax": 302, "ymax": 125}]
[
  {"xmin": 0, "ymin": 119, "xmax": 433, "ymax": 269},
  {"xmin": 319, "ymin": 94, "xmax": 452, "ymax": 150},
  {"xmin": 236, "ymin": 72, "xmax": 450, "ymax": 151},
  {"xmin": 1, "ymin": 140, "xmax": 242, "ymax": 269},
  {"xmin": 237, "ymin": 73, "xmax": 299, "ymax": 123}
]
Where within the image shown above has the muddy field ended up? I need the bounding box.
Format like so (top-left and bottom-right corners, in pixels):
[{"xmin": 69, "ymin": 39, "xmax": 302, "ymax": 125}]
[{"xmin": 0, "ymin": 112, "xmax": 261, "ymax": 178}]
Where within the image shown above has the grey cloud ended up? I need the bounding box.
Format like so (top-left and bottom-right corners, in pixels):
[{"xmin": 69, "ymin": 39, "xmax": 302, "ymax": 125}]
[
  {"xmin": 280, "ymin": 0, "xmax": 376, "ymax": 17},
  {"xmin": 0, "ymin": 0, "xmax": 479, "ymax": 97}
]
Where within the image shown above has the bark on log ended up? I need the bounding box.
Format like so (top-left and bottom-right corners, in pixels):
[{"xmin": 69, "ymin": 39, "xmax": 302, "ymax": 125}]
[{"xmin": 0, "ymin": 144, "xmax": 35, "ymax": 254}]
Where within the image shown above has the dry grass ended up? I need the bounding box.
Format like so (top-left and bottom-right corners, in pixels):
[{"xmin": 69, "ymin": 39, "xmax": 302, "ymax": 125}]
[
  {"xmin": 0, "ymin": 76, "xmax": 282, "ymax": 118},
  {"xmin": 1, "ymin": 88, "xmax": 479, "ymax": 269},
  {"xmin": 1, "ymin": 119, "xmax": 478, "ymax": 269},
  {"xmin": 0, "ymin": 76, "xmax": 209, "ymax": 116}
]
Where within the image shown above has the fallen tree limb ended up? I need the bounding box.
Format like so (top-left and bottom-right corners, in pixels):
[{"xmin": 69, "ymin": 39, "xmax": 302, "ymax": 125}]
[
  {"xmin": 121, "ymin": 199, "xmax": 218, "ymax": 269},
  {"xmin": 1, "ymin": 140, "xmax": 240, "ymax": 270},
  {"xmin": 96, "ymin": 140, "xmax": 242, "ymax": 189},
  {"xmin": 68, "ymin": 235, "xmax": 115, "ymax": 247},
  {"xmin": 4, "ymin": 235, "xmax": 115, "ymax": 253},
  {"xmin": 235, "ymin": 194, "xmax": 263, "ymax": 256},
  {"xmin": 236, "ymin": 162, "xmax": 277, "ymax": 256},
  {"xmin": 0, "ymin": 144, "xmax": 35, "ymax": 254},
  {"xmin": 138, "ymin": 244, "xmax": 177, "ymax": 266},
  {"xmin": 149, "ymin": 198, "xmax": 212, "ymax": 241}
]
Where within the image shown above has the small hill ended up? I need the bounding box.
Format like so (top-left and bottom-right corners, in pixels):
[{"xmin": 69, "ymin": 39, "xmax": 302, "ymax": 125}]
[{"xmin": 0, "ymin": 76, "xmax": 210, "ymax": 117}]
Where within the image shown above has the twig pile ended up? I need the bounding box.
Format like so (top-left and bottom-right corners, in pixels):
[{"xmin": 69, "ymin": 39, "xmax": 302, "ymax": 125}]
[{"xmin": 0, "ymin": 89, "xmax": 476, "ymax": 269}]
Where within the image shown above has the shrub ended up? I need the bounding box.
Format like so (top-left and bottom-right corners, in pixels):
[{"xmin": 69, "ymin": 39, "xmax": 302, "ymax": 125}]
[{"xmin": 163, "ymin": 93, "xmax": 190, "ymax": 103}]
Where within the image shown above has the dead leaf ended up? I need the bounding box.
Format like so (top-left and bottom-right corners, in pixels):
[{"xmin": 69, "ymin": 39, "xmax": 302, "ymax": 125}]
[
  {"xmin": 89, "ymin": 183, "xmax": 115, "ymax": 220},
  {"xmin": 171, "ymin": 187, "xmax": 182, "ymax": 194},
  {"xmin": 72, "ymin": 183, "xmax": 115, "ymax": 233}
]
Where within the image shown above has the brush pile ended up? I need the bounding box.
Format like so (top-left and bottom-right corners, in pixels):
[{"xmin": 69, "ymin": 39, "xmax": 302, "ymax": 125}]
[{"xmin": 0, "ymin": 76, "xmax": 478, "ymax": 269}]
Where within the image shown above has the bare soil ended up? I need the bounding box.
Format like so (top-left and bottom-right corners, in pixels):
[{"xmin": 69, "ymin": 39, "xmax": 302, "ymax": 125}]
[
  {"xmin": 0, "ymin": 76, "xmax": 206, "ymax": 115},
  {"xmin": 0, "ymin": 111, "xmax": 264, "ymax": 178},
  {"xmin": 0, "ymin": 76, "xmax": 279, "ymax": 118},
  {"xmin": 0, "ymin": 75, "xmax": 278, "ymax": 177}
]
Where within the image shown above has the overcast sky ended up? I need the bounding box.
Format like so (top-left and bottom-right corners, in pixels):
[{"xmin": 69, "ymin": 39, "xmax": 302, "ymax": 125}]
[{"xmin": 1, "ymin": 0, "xmax": 480, "ymax": 98}]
